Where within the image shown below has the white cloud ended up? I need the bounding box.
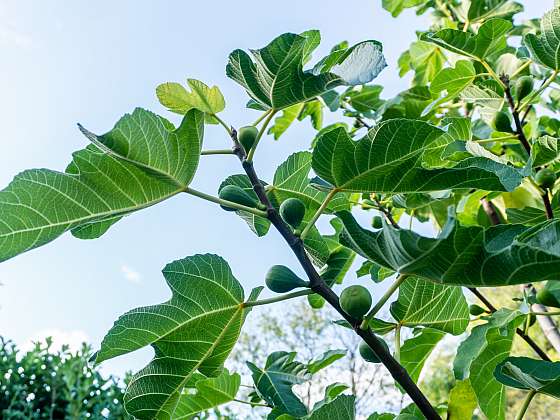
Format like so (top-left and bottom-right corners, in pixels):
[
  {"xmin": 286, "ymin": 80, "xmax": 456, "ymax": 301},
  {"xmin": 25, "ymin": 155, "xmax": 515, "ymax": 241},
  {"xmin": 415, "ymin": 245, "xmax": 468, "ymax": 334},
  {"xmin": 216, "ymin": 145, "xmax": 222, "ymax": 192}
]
[
  {"xmin": 21, "ymin": 328, "xmax": 89, "ymax": 353},
  {"xmin": 0, "ymin": 25, "xmax": 32, "ymax": 48},
  {"xmin": 121, "ymin": 264, "xmax": 141, "ymax": 284}
]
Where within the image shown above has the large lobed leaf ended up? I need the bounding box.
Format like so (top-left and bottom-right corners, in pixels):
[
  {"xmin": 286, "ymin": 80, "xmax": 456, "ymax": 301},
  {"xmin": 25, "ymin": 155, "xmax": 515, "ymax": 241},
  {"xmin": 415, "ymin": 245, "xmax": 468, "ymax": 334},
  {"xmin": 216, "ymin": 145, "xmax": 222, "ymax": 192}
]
[
  {"xmin": 525, "ymin": 6, "xmax": 560, "ymax": 71},
  {"xmin": 312, "ymin": 119, "xmax": 522, "ymax": 194},
  {"xmin": 422, "ymin": 18, "xmax": 512, "ymax": 59},
  {"xmin": 226, "ymin": 31, "xmax": 386, "ymax": 110},
  {"xmin": 95, "ymin": 254, "xmax": 258, "ymax": 419},
  {"xmin": 0, "ymin": 108, "xmax": 204, "ymax": 262},
  {"xmin": 338, "ymin": 210, "xmax": 560, "ymax": 287}
]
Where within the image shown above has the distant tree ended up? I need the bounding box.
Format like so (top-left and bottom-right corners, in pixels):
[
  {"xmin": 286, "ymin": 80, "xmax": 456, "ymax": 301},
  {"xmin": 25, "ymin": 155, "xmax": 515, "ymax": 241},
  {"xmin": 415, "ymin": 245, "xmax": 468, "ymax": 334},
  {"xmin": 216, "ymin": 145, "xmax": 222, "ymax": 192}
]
[{"xmin": 0, "ymin": 337, "xmax": 129, "ymax": 419}]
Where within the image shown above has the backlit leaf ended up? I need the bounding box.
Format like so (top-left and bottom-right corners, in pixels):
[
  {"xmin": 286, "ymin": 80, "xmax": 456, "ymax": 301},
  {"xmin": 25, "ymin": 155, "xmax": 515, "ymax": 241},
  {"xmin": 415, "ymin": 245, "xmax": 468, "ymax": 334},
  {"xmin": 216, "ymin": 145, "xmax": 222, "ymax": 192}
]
[
  {"xmin": 0, "ymin": 108, "xmax": 204, "ymax": 262},
  {"xmin": 95, "ymin": 254, "xmax": 257, "ymax": 419}
]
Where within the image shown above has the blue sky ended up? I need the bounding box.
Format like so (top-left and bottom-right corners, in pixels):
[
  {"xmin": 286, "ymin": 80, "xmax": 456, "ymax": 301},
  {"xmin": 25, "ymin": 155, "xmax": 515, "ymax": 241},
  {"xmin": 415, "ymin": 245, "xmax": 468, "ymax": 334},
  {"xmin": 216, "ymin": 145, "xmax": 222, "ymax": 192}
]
[{"xmin": 0, "ymin": 1, "xmax": 551, "ymax": 376}]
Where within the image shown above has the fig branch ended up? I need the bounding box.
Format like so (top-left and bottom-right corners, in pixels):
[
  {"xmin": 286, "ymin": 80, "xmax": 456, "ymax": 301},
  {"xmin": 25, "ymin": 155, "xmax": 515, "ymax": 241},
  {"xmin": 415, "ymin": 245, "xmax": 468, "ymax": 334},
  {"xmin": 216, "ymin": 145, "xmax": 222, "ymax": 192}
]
[{"xmin": 227, "ymin": 128, "xmax": 442, "ymax": 420}]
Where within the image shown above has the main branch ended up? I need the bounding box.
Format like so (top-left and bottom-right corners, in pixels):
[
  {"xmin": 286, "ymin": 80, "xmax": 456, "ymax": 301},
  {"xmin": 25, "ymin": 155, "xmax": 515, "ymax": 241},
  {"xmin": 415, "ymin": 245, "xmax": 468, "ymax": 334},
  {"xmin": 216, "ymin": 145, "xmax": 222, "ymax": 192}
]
[{"xmin": 228, "ymin": 129, "xmax": 441, "ymax": 420}]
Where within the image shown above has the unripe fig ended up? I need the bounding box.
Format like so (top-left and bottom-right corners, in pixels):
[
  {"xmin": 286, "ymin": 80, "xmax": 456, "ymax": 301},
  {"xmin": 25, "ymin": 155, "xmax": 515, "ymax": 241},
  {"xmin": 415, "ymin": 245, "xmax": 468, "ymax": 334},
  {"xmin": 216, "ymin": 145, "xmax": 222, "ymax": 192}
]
[
  {"xmin": 515, "ymin": 76, "xmax": 534, "ymax": 101},
  {"xmin": 535, "ymin": 168, "xmax": 556, "ymax": 189},
  {"xmin": 469, "ymin": 304, "xmax": 486, "ymax": 316},
  {"xmin": 359, "ymin": 338, "xmax": 390, "ymax": 363},
  {"xmin": 280, "ymin": 198, "xmax": 306, "ymax": 228},
  {"xmin": 265, "ymin": 265, "xmax": 309, "ymax": 293},
  {"xmin": 537, "ymin": 288, "xmax": 560, "ymax": 308},
  {"xmin": 219, "ymin": 185, "xmax": 258, "ymax": 211},
  {"xmin": 238, "ymin": 126, "xmax": 258, "ymax": 152},
  {"xmin": 340, "ymin": 285, "xmax": 372, "ymax": 319},
  {"xmin": 308, "ymin": 294, "xmax": 325, "ymax": 309},
  {"xmin": 492, "ymin": 111, "xmax": 512, "ymax": 133},
  {"xmin": 372, "ymin": 216, "xmax": 383, "ymax": 229}
]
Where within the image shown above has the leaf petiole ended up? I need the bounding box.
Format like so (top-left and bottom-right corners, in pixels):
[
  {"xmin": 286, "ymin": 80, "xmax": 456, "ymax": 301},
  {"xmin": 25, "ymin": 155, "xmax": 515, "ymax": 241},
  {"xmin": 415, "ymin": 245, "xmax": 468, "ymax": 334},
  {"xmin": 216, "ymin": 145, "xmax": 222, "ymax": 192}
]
[
  {"xmin": 184, "ymin": 187, "xmax": 268, "ymax": 217},
  {"xmin": 243, "ymin": 289, "xmax": 313, "ymax": 308},
  {"xmin": 200, "ymin": 149, "xmax": 235, "ymax": 155},
  {"xmin": 252, "ymin": 109, "xmax": 272, "ymax": 127},
  {"xmin": 300, "ymin": 188, "xmax": 339, "ymax": 240},
  {"xmin": 246, "ymin": 110, "xmax": 277, "ymax": 162},
  {"xmin": 394, "ymin": 323, "xmax": 402, "ymax": 363},
  {"xmin": 211, "ymin": 113, "xmax": 233, "ymax": 136},
  {"xmin": 515, "ymin": 390, "xmax": 537, "ymax": 420}
]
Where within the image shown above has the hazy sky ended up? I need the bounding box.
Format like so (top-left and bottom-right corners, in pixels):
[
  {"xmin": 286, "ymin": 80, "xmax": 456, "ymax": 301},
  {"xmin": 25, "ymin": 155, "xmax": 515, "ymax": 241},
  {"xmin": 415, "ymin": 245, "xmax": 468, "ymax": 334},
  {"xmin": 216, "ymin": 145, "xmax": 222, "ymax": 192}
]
[{"xmin": 0, "ymin": 1, "xmax": 552, "ymax": 376}]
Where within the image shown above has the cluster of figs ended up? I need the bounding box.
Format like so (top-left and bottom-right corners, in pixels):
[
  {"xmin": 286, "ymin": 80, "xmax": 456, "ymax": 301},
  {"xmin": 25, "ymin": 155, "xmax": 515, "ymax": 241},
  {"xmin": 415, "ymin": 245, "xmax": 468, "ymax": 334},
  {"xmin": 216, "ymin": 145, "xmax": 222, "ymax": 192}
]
[{"xmin": 219, "ymin": 128, "xmax": 389, "ymax": 363}]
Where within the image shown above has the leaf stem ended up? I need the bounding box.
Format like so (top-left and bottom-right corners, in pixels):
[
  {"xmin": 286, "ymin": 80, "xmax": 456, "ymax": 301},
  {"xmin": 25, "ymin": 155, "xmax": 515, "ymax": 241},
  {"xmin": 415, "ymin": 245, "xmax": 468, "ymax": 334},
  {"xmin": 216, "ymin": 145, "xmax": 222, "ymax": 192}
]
[
  {"xmin": 474, "ymin": 135, "xmax": 518, "ymax": 144},
  {"xmin": 184, "ymin": 187, "xmax": 268, "ymax": 217},
  {"xmin": 252, "ymin": 109, "xmax": 272, "ymax": 127},
  {"xmin": 394, "ymin": 323, "xmax": 402, "ymax": 363},
  {"xmin": 361, "ymin": 274, "xmax": 409, "ymax": 328},
  {"xmin": 510, "ymin": 60, "xmax": 532, "ymax": 79},
  {"xmin": 246, "ymin": 110, "xmax": 277, "ymax": 162},
  {"xmin": 243, "ymin": 289, "xmax": 313, "ymax": 308},
  {"xmin": 531, "ymin": 311, "xmax": 560, "ymax": 316},
  {"xmin": 200, "ymin": 149, "xmax": 235, "ymax": 155},
  {"xmin": 515, "ymin": 390, "xmax": 537, "ymax": 420},
  {"xmin": 211, "ymin": 114, "xmax": 233, "ymax": 136},
  {"xmin": 480, "ymin": 60, "xmax": 506, "ymax": 89},
  {"xmin": 300, "ymin": 188, "xmax": 339, "ymax": 240}
]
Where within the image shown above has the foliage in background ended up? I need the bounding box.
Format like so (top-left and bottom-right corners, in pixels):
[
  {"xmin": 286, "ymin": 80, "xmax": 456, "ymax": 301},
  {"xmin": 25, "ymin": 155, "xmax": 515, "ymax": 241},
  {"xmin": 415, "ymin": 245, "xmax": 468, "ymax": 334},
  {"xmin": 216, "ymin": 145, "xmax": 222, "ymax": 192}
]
[{"xmin": 0, "ymin": 337, "xmax": 129, "ymax": 419}]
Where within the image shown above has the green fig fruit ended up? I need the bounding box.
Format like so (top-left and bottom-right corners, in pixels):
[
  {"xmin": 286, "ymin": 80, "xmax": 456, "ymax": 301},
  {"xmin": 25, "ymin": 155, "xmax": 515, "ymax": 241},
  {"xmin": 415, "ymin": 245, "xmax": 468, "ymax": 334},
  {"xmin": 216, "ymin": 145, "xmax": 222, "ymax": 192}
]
[
  {"xmin": 515, "ymin": 76, "xmax": 534, "ymax": 101},
  {"xmin": 340, "ymin": 285, "xmax": 372, "ymax": 319},
  {"xmin": 372, "ymin": 216, "xmax": 383, "ymax": 229},
  {"xmin": 308, "ymin": 294, "xmax": 326, "ymax": 309},
  {"xmin": 535, "ymin": 168, "xmax": 556, "ymax": 189},
  {"xmin": 469, "ymin": 304, "xmax": 486, "ymax": 316},
  {"xmin": 492, "ymin": 111, "xmax": 512, "ymax": 133},
  {"xmin": 537, "ymin": 288, "xmax": 560, "ymax": 308},
  {"xmin": 280, "ymin": 198, "xmax": 306, "ymax": 228},
  {"xmin": 238, "ymin": 126, "xmax": 258, "ymax": 152},
  {"xmin": 218, "ymin": 185, "xmax": 258, "ymax": 211},
  {"xmin": 265, "ymin": 265, "xmax": 309, "ymax": 293},
  {"xmin": 359, "ymin": 338, "xmax": 390, "ymax": 363}
]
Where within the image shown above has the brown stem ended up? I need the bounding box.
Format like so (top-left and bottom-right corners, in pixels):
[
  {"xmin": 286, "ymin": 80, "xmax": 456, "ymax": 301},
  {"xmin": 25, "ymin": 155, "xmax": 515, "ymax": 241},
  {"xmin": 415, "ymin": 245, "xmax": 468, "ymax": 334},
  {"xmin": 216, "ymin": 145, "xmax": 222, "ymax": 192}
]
[
  {"xmin": 501, "ymin": 74, "xmax": 531, "ymax": 155},
  {"xmin": 229, "ymin": 128, "xmax": 441, "ymax": 420},
  {"xmin": 374, "ymin": 196, "xmax": 399, "ymax": 228},
  {"xmin": 543, "ymin": 192, "xmax": 554, "ymax": 220}
]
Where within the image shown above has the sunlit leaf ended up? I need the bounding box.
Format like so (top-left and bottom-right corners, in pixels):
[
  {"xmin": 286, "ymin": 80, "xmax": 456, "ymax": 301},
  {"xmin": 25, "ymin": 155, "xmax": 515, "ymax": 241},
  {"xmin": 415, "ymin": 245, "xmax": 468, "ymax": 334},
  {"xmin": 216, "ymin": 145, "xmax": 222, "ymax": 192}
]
[
  {"xmin": 308, "ymin": 394, "xmax": 355, "ymax": 420},
  {"xmin": 390, "ymin": 277, "xmax": 469, "ymax": 334},
  {"xmin": 525, "ymin": 7, "xmax": 560, "ymax": 70},
  {"xmin": 312, "ymin": 120, "xmax": 522, "ymax": 194},
  {"xmin": 0, "ymin": 108, "xmax": 204, "ymax": 263},
  {"xmin": 338, "ymin": 210, "xmax": 560, "ymax": 287},
  {"xmin": 447, "ymin": 380, "xmax": 477, "ymax": 420},
  {"xmin": 156, "ymin": 79, "xmax": 225, "ymax": 115},
  {"xmin": 227, "ymin": 31, "xmax": 386, "ymax": 110},
  {"xmin": 422, "ymin": 18, "xmax": 512, "ymax": 59}
]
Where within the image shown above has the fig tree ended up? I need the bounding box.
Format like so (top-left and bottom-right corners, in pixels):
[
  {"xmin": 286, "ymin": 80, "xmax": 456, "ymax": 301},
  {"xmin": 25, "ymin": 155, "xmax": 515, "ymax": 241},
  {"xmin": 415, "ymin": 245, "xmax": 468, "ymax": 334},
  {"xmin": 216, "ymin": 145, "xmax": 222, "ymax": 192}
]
[
  {"xmin": 238, "ymin": 126, "xmax": 258, "ymax": 152},
  {"xmin": 492, "ymin": 111, "xmax": 512, "ymax": 133},
  {"xmin": 265, "ymin": 265, "xmax": 309, "ymax": 293},
  {"xmin": 359, "ymin": 338, "xmax": 390, "ymax": 363},
  {"xmin": 218, "ymin": 185, "xmax": 258, "ymax": 211},
  {"xmin": 535, "ymin": 168, "xmax": 556, "ymax": 189},
  {"xmin": 280, "ymin": 198, "xmax": 306, "ymax": 228},
  {"xmin": 515, "ymin": 76, "xmax": 534, "ymax": 101},
  {"xmin": 340, "ymin": 285, "xmax": 372, "ymax": 319}
]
